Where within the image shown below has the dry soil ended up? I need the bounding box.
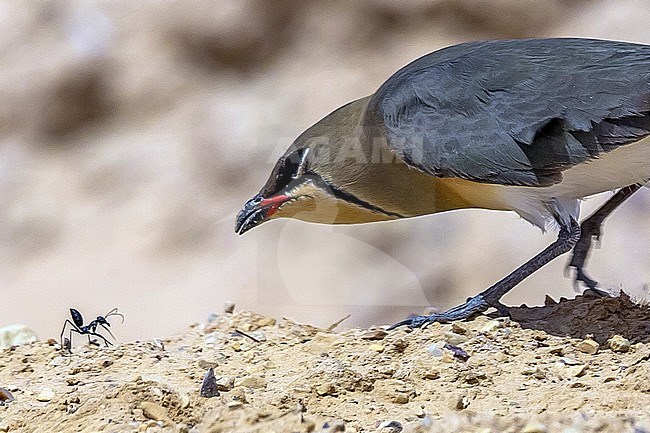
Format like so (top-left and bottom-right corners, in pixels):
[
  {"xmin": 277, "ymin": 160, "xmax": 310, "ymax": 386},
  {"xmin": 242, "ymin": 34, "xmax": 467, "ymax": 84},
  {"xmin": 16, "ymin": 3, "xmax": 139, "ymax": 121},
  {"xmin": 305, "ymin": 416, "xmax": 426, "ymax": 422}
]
[{"xmin": 0, "ymin": 293, "xmax": 649, "ymax": 433}]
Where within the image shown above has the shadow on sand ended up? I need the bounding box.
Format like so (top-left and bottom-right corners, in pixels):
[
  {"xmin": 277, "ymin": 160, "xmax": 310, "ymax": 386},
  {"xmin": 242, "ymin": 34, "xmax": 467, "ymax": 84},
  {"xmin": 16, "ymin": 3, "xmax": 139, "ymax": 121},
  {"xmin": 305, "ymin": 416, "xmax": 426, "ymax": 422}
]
[{"xmin": 505, "ymin": 291, "xmax": 650, "ymax": 345}]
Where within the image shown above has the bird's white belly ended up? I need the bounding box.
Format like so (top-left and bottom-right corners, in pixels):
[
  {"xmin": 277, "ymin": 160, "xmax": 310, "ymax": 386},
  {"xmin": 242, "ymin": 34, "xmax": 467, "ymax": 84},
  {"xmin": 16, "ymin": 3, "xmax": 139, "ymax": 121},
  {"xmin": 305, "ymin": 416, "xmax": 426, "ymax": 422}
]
[
  {"xmin": 493, "ymin": 136, "xmax": 650, "ymax": 228},
  {"xmin": 545, "ymin": 136, "xmax": 650, "ymax": 199}
]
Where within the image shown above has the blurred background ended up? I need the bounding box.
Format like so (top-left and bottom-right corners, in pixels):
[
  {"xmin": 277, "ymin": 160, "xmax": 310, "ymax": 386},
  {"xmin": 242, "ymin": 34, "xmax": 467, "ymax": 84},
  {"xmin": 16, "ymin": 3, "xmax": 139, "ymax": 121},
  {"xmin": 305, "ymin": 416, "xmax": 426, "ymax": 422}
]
[{"xmin": 1, "ymin": 0, "xmax": 649, "ymax": 342}]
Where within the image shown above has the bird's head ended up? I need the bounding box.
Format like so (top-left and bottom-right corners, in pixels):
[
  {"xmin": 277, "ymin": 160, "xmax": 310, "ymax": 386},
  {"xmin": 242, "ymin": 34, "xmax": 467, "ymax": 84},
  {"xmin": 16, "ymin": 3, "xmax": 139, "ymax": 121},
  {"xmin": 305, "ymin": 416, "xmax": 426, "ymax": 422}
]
[
  {"xmin": 235, "ymin": 96, "xmax": 393, "ymax": 235},
  {"xmin": 235, "ymin": 143, "xmax": 318, "ymax": 235}
]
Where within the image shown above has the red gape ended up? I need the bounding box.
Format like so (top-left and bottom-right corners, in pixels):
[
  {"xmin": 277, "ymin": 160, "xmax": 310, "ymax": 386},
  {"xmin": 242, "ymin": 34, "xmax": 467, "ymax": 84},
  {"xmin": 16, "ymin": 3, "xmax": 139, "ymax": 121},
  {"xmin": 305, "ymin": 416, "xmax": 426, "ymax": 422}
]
[{"xmin": 259, "ymin": 194, "xmax": 289, "ymax": 218}]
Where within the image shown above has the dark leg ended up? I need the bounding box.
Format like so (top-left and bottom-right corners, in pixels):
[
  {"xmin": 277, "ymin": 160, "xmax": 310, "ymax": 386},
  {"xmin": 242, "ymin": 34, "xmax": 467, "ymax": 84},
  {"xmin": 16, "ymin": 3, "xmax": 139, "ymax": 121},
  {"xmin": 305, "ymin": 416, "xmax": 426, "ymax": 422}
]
[
  {"xmin": 60, "ymin": 319, "xmax": 80, "ymax": 352},
  {"xmin": 87, "ymin": 331, "xmax": 113, "ymax": 347},
  {"xmin": 389, "ymin": 217, "xmax": 581, "ymax": 329},
  {"xmin": 67, "ymin": 328, "xmax": 89, "ymax": 351},
  {"xmin": 568, "ymin": 184, "xmax": 642, "ymax": 290},
  {"xmin": 98, "ymin": 323, "xmax": 117, "ymax": 341}
]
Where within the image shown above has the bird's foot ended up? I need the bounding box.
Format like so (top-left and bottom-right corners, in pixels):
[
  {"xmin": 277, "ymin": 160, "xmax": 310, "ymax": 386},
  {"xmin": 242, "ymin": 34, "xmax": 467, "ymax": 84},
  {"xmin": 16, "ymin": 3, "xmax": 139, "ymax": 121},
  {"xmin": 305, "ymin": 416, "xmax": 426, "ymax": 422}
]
[
  {"xmin": 582, "ymin": 287, "xmax": 614, "ymax": 298},
  {"xmin": 570, "ymin": 265, "xmax": 600, "ymax": 290},
  {"xmin": 388, "ymin": 294, "xmax": 510, "ymax": 330},
  {"xmin": 567, "ymin": 218, "xmax": 602, "ymax": 290},
  {"xmin": 566, "ymin": 262, "xmax": 614, "ymax": 298}
]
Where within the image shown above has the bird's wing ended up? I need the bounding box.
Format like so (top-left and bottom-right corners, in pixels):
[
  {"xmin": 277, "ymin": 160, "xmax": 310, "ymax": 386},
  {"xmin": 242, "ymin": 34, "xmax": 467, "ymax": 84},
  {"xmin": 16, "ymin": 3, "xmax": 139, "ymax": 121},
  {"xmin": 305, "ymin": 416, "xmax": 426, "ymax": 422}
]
[{"xmin": 368, "ymin": 38, "xmax": 650, "ymax": 186}]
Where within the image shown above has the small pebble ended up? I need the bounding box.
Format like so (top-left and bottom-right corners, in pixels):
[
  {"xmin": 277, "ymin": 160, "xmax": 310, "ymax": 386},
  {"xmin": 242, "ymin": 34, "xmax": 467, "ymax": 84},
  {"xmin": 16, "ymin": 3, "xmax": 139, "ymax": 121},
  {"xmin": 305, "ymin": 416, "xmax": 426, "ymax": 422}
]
[
  {"xmin": 566, "ymin": 365, "xmax": 587, "ymax": 378},
  {"xmin": 479, "ymin": 320, "xmax": 502, "ymax": 333},
  {"xmin": 248, "ymin": 330, "xmax": 267, "ymax": 342},
  {"xmin": 256, "ymin": 317, "xmax": 277, "ymax": 328},
  {"xmin": 36, "ymin": 388, "xmax": 55, "ymax": 402},
  {"xmin": 422, "ymin": 370, "xmax": 440, "ymax": 380},
  {"xmin": 360, "ymin": 329, "xmax": 388, "ymax": 340},
  {"xmin": 392, "ymin": 339, "xmax": 408, "ymax": 352},
  {"xmin": 377, "ymin": 420, "xmax": 403, "ymax": 433},
  {"xmin": 533, "ymin": 368, "xmax": 547, "ymax": 380},
  {"xmin": 576, "ymin": 339, "xmax": 599, "ymax": 354},
  {"xmin": 393, "ymin": 392, "xmax": 409, "ymax": 404},
  {"xmin": 323, "ymin": 420, "xmax": 346, "ymax": 432},
  {"xmin": 140, "ymin": 401, "xmax": 170, "ymax": 423},
  {"xmin": 413, "ymin": 406, "xmax": 426, "ymax": 418},
  {"xmin": 560, "ymin": 357, "xmax": 582, "ymax": 366},
  {"xmin": 200, "ymin": 368, "xmax": 219, "ymax": 398},
  {"xmin": 444, "ymin": 343, "xmax": 470, "ymax": 361},
  {"xmin": 223, "ymin": 301, "xmax": 236, "ymax": 314},
  {"xmin": 427, "ymin": 343, "xmax": 444, "ymax": 357},
  {"xmin": 608, "ymin": 335, "xmax": 631, "ymax": 352},
  {"xmin": 198, "ymin": 359, "xmax": 220, "ymax": 370},
  {"xmin": 440, "ymin": 351, "xmax": 455, "ymax": 363},
  {"xmin": 229, "ymin": 386, "xmax": 248, "ymax": 403},
  {"xmin": 451, "ymin": 322, "xmax": 468, "ymax": 334},
  {"xmin": 153, "ymin": 339, "xmax": 165, "ymax": 351},
  {"xmin": 0, "ymin": 324, "xmax": 38, "ymax": 348},
  {"xmin": 368, "ymin": 344, "xmax": 385, "ymax": 353},
  {"xmin": 180, "ymin": 395, "xmax": 190, "ymax": 409},
  {"xmin": 521, "ymin": 421, "xmax": 548, "ymax": 433},
  {"xmin": 235, "ymin": 375, "xmax": 267, "ymax": 389},
  {"xmin": 316, "ymin": 383, "xmax": 335, "ymax": 396},
  {"xmin": 453, "ymin": 394, "xmax": 469, "ymax": 410},
  {"xmin": 216, "ymin": 376, "xmax": 235, "ymax": 391},
  {"xmin": 67, "ymin": 403, "xmax": 78, "ymax": 414},
  {"xmin": 443, "ymin": 331, "xmax": 468, "ymax": 345}
]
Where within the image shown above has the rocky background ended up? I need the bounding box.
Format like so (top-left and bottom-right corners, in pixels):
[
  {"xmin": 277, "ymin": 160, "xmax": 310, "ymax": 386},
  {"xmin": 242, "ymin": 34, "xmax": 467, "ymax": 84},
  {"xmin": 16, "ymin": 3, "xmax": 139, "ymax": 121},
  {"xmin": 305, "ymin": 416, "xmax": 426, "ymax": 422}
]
[{"xmin": 1, "ymin": 0, "xmax": 650, "ymax": 342}]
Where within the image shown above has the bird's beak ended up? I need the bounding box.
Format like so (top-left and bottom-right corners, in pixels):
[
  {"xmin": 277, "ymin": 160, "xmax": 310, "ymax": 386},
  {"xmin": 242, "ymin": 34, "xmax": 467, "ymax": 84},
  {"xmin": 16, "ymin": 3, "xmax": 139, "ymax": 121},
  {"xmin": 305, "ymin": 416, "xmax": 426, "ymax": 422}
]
[{"xmin": 235, "ymin": 192, "xmax": 291, "ymax": 235}]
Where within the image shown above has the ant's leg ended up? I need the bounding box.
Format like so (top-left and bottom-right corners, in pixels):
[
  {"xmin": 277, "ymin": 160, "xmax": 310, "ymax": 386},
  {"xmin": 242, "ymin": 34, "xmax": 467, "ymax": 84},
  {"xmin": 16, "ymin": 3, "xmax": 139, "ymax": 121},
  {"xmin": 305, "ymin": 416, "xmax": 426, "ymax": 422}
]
[
  {"xmin": 60, "ymin": 320, "xmax": 81, "ymax": 352},
  {"xmin": 60, "ymin": 320, "xmax": 74, "ymax": 346},
  {"xmin": 98, "ymin": 323, "xmax": 116, "ymax": 340},
  {"xmin": 87, "ymin": 331, "xmax": 112, "ymax": 347},
  {"xmin": 67, "ymin": 327, "xmax": 89, "ymax": 351}
]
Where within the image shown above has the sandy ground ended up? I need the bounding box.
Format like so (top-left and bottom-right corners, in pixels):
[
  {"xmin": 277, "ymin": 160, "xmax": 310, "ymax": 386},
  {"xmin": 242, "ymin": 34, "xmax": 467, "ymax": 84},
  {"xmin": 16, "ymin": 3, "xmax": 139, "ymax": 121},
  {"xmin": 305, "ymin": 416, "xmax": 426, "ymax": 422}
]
[{"xmin": 0, "ymin": 293, "xmax": 648, "ymax": 433}]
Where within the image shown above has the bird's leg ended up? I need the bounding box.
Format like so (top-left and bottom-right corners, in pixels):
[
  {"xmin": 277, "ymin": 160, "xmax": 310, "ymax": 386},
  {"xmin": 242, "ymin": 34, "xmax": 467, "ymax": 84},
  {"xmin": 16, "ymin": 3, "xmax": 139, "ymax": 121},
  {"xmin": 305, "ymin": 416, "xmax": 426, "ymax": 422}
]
[
  {"xmin": 568, "ymin": 184, "xmax": 642, "ymax": 291},
  {"xmin": 389, "ymin": 217, "xmax": 581, "ymax": 329}
]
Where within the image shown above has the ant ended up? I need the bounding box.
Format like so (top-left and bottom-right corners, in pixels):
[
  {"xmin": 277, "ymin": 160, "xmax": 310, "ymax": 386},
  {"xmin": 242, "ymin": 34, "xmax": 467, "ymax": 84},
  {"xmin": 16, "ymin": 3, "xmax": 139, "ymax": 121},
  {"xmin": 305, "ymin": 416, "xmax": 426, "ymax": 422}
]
[{"xmin": 60, "ymin": 308, "xmax": 124, "ymax": 352}]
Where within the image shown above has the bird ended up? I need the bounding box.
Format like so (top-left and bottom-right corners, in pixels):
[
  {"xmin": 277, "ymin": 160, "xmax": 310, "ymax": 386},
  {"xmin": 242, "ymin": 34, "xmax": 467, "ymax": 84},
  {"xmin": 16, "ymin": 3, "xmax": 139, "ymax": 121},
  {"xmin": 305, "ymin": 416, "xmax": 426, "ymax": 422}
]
[{"xmin": 235, "ymin": 38, "xmax": 650, "ymax": 328}]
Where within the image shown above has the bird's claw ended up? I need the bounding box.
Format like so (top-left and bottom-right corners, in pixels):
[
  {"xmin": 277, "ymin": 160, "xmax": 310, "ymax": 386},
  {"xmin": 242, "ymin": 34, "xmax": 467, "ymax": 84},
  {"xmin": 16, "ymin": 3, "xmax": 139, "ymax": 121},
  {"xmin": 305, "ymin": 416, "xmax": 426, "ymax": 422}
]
[
  {"xmin": 388, "ymin": 294, "xmax": 503, "ymax": 330},
  {"xmin": 573, "ymin": 266, "xmax": 599, "ymax": 290},
  {"xmin": 567, "ymin": 218, "xmax": 604, "ymax": 290},
  {"xmin": 386, "ymin": 315, "xmax": 435, "ymax": 330},
  {"xmin": 582, "ymin": 287, "xmax": 613, "ymax": 298}
]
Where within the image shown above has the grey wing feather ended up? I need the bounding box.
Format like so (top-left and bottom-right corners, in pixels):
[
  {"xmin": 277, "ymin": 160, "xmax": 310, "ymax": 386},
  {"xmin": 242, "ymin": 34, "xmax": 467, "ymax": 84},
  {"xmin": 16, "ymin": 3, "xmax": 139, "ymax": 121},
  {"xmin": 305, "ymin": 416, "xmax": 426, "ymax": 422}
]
[{"xmin": 368, "ymin": 38, "xmax": 650, "ymax": 186}]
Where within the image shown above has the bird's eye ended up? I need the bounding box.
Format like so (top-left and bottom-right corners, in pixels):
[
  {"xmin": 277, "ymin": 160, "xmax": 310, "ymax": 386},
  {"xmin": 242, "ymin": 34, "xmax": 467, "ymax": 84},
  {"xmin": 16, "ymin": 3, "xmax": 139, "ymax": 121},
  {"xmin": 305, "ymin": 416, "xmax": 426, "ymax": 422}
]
[{"xmin": 263, "ymin": 148, "xmax": 309, "ymax": 196}]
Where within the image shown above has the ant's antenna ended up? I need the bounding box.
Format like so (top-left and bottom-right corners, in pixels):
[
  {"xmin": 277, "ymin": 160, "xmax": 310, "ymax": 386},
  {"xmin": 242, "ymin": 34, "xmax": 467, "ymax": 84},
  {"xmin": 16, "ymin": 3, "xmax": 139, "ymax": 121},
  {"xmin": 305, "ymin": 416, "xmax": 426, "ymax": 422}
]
[{"xmin": 105, "ymin": 308, "xmax": 125, "ymax": 324}]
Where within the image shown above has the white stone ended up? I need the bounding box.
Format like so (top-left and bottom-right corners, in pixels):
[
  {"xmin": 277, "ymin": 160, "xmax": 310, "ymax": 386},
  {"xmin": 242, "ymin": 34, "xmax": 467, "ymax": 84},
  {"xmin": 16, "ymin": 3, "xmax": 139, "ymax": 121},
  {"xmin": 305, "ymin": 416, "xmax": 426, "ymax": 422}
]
[{"xmin": 0, "ymin": 324, "xmax": 38, "ymax": 349}]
